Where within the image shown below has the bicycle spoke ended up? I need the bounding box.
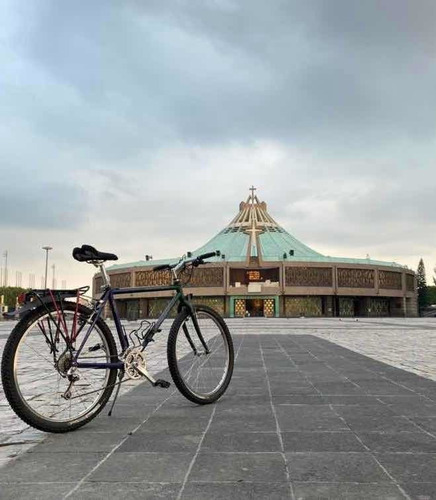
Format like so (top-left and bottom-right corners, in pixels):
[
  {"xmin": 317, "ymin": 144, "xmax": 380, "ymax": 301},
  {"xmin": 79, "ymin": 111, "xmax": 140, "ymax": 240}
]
[
  {"xmin": 20, "ymin": 342, "xmax": 54, "ymax": 365},
  {"xmin": 13, "ymin": 308, "xmax": 113, "ymax": 424},
  {"xmin": 171, "ymin": 310, "xmax": 231, "ymax": 399}
]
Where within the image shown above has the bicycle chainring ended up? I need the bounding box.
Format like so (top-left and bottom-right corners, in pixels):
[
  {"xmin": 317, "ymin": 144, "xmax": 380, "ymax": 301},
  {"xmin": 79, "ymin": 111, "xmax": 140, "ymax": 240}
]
[{"xmin": 123, "ymin": 347, "xmax": 147, "ymax": 380}]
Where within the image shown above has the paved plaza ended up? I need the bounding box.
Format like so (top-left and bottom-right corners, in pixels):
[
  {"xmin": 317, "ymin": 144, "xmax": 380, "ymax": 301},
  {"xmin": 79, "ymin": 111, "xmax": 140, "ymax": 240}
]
[{"xmin": 1, "ymin": 318, "xmax": 436, "ymax": 499}]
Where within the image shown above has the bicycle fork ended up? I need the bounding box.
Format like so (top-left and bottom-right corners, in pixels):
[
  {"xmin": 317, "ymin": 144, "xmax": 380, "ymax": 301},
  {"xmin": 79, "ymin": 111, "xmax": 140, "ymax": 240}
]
[{"xmin": 184, "ymin": 312, "xmax": 210, "ymax": 355}]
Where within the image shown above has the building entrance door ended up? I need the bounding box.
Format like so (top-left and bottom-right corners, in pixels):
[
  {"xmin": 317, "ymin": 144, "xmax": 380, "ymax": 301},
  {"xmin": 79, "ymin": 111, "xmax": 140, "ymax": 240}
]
[
  {"xmin": 231, "ymin": 296, "xmax": 279, "ymax": 317},
  {"xmin": 246, "ymin": 299, "xmax": 264, "ymax": 317},
  {"xmin": 353, "ymin": 298, "xmax": 361, "ymax": 317}
]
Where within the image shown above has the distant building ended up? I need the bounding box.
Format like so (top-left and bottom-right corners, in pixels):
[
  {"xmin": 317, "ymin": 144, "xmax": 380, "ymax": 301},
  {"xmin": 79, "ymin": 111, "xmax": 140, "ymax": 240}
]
[{"xmin": 95, "ymin": 189, "xmax": 417, "ymax": 319}]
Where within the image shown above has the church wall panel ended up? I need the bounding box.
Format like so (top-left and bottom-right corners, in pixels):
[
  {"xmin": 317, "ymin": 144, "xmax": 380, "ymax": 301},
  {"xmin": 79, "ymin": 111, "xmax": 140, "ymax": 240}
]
[
  {"xmin": 285, "ymin": 267, "xmax": 333, "ymax": 287},
  {"xmin": 110, "ymin": 272, "xmax": 132, "ymax": 288},
  {"xmin": 406, "ymin": 274, "xmax": 415, "ymax": 292},
  {"xmin": 379, "ymin": 270, "xmax": 402, "ymax": 290},
  {"xmin": 337, "ymin": 268, "xmax": 375, "ymax": 288}
]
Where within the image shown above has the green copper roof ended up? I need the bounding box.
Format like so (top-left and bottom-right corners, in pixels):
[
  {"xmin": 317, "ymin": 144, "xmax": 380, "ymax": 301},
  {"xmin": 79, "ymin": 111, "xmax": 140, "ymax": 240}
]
[
  {"xmin": 259, "ymin": 228, "xmax": 323, "ymax": 260},
  {"xmin": 108, "ymin": 190, "xmax": 405, "ymax": 270},
  {"xmin": 193, "ymin": 230, "xmax": 249, "ymax": 262}
]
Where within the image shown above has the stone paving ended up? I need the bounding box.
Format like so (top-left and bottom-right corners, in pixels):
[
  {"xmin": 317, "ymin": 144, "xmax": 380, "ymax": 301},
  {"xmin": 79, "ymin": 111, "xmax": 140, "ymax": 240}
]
[
  {"xmin": 0, "ymin": 318, "xmax": 436, "ymax": 499},
  {"xmin": 0, "ymin": 318, "xmax": 171, "ymax": 464},
  {"xmin": 314, "ymin": 318, "xmax": 436, "ymax": 382},
  {"xmin": 228, "ymin": 317, "xmax": 436, "ymax": 382}
]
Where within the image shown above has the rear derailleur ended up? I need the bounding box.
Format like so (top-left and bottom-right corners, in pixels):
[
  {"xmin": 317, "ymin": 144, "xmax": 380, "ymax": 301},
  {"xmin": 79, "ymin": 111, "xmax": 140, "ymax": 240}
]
[{"xmin": 62, "ymin": 370, "xmax": 80, "ymax": 400}]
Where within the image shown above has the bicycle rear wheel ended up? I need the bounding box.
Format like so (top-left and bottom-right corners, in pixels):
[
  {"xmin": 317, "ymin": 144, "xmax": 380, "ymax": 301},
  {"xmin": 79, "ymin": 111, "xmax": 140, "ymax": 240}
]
[
  {"xmin": 1, "ymin": 302, "xmax": 117, "ymax": 433},
  {"xmin": 167, "ymin": 305, "xmax": 234, "ymax": 404}
]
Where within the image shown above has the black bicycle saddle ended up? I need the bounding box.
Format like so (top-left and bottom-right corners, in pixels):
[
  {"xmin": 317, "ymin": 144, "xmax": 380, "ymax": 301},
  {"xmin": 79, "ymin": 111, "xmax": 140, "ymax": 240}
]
[{"xmin": 72, "ymin": 244, "xmax": 118, "ymax": 262}]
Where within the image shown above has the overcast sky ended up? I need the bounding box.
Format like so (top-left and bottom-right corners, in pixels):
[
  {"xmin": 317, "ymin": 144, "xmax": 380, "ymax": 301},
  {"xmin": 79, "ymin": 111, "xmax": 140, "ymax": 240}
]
[{"xmin": 1, "ymin": 0, "xmax": 435, "ymax": 289}]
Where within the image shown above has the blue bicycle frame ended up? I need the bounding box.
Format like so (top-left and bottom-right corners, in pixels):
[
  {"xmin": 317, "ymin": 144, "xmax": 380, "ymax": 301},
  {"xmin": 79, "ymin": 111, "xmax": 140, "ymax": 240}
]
[{"xmin": 72, "ymin": 283, "xmax": 196, "ymax": 370}]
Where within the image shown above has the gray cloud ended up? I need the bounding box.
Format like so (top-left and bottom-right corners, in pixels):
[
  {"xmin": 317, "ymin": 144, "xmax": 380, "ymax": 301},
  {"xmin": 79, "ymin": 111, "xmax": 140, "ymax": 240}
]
[
  {"xmin": 1, "ymin": 0, "xmax": 436, "ymax": 287},
  {"xmin": 5, "ymin": 0, "xmax": 434, "ymax": 157},
  {"xmin": 0, "ymin": 180, "xmax": 88, "ymax": 229}
]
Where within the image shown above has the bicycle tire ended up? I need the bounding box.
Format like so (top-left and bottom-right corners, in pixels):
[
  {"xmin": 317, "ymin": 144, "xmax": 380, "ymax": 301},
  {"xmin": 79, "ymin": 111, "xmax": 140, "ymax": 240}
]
[
  {"xmin": 1, "ymin": 302, "xmax": 118, "ymax": 433},
  {"xmin": 167, "ymin": 305, "xmax": 234, "ymax": 404}
]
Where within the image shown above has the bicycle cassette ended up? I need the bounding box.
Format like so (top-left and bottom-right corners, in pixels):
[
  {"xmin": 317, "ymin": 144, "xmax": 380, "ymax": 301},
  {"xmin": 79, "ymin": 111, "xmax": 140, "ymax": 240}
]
[{"xmin": 123, "ymin": 347, "xmax": 147, "ymax": 380}]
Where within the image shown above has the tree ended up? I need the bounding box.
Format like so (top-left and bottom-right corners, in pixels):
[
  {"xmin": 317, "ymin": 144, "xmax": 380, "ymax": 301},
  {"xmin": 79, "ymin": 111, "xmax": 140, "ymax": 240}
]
[
  {"xmin": 416, "ymin": 258, "xmax": 428, "ymax": 314},
  {"xmin": 0, "ymin": 286, "xmax": 27, "ymax": 310},
  {"xmin": 427, "ymin": 286, "xmax": 436, "ymax": 306}
]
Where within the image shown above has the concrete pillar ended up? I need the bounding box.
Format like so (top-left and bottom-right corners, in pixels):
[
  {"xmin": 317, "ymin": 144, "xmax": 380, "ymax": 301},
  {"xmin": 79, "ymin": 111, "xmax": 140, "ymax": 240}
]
[
  {"xmin": 274, "ymin": 296, "xmax": 280, "ymax": 318},
  {"xmin": 139, "ymin": 298, "xmax": 148, "ymax": 319},
  {"xmin": 325, "ymin": 296, "xmax": 334, "ymax": 317},
  {"xmin": 280, "ymin": 264, "xmax": 285, "ymax": 291},
  {"xmin": 229, "ymin": 297, "xmax": 235, "ymax": 317}
]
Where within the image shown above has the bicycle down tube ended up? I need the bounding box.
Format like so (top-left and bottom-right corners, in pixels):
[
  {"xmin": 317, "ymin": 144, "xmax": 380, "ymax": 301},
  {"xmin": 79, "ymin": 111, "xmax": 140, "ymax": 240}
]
[{"xmin": 73, "ymin": 284, "xmax": 192, "ymax": 370}]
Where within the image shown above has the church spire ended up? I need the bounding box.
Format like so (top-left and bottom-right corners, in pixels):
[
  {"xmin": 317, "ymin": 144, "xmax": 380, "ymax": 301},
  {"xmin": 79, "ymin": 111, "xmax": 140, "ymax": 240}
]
[{"xmin": 227, "ymin": 187, "xmax": 280, "ymax": 233}]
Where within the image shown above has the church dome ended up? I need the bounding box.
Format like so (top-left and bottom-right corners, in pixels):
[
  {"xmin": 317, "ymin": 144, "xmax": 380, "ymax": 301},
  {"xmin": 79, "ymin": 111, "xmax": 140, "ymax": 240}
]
[
  {"xmin": 108, "ymin": 187, "xmax": 404, "ymax": 270},
  {"xmin": 190, "ymin": 188, "xmax": 402, "ymax": 267}
]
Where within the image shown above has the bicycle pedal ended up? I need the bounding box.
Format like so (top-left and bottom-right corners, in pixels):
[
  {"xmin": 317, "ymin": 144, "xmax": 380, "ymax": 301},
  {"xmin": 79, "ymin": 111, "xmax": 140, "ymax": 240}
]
[{"xmin": 154, "ymin": 379, "xmax": 171, "ymax": 389}]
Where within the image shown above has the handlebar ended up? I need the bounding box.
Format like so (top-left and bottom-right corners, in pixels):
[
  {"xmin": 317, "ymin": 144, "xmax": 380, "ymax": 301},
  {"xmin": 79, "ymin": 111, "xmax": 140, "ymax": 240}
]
[
  {"xmin": 197, "ymin": 251, "xmax": 220, "ymax": 260},
  {"xmin": 152, "ymin": 250, "xmax": 220, "ymax": 274}
]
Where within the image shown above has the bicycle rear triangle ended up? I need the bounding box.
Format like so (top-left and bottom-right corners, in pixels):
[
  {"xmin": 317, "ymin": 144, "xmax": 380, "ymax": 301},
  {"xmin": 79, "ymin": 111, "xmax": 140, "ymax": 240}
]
[{"xmin": 1, "ymin": 245, "xmax": 234, "ymax": 433}]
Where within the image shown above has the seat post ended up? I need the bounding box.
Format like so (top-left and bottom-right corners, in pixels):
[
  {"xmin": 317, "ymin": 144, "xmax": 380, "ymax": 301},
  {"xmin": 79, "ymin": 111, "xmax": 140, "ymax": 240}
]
[{"xmin": 97, "ymin": 262, "xmax": 111, "ymax": 288}]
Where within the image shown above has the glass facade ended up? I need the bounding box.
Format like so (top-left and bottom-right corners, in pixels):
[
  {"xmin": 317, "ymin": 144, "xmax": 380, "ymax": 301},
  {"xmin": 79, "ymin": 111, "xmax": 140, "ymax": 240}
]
[{"xmin": 284, "ymin": 296, "xmax": 323, "ymax": 317}]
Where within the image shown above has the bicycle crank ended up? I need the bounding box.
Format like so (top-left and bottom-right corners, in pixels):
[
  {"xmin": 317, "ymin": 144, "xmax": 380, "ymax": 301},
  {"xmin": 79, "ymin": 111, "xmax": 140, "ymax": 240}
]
[{"xmin": 123, "ymin": 347, "xmax": 171, "ymax": 389}]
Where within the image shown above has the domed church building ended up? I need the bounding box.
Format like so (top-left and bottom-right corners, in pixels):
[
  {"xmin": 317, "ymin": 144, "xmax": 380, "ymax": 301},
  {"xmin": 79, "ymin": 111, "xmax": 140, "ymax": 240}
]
[{"xmin": 95, "ymin": 188, "xmax": 417, "ymax": 320}]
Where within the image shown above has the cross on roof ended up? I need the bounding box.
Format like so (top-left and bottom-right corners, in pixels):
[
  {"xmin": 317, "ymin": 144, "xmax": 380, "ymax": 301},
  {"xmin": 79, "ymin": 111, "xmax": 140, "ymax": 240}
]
[{"xmin": 249, "ymin": 185, "xmax": 256, "ymax": 198}]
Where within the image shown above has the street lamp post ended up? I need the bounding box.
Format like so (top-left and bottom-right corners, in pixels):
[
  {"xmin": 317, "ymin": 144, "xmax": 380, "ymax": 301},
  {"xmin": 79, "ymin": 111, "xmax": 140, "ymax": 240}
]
[
  {"xmin": 52, "ymin": 263, "xmax": 56, "ymax": 289},
  {"xmin": 2, "ymin": 250, "xmax": 8, "ymax": 287},
  {"xmin": 42, "ymin": 246, "xmax": 53, "ymax": 289}
]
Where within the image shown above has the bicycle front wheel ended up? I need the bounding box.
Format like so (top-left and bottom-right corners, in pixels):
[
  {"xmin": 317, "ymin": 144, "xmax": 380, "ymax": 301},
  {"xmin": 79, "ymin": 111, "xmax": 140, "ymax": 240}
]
[
  {"xmin": 167, "ymin": 305, "xmax": 234, "ymax": 404},
  {"xmin": 1, "ymin": 302, "xmax": 117, "ymax": 433}
]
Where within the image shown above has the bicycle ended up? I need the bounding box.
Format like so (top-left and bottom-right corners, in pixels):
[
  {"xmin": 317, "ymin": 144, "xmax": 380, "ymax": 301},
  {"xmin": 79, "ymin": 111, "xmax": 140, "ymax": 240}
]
[{"xmin": 1, "ymin": 245, "xmax": 234, "ymax": 433}]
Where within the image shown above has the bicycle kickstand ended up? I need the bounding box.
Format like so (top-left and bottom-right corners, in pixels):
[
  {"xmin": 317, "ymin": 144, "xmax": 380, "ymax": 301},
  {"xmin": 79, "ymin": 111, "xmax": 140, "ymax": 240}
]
[{"xmin": 108, "ymin": 370, "xmax": 125, "ymax": 417}]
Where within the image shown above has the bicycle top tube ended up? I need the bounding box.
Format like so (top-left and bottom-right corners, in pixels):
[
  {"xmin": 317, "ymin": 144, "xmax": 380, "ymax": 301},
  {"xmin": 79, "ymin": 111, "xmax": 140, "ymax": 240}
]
[{"xmin": 110, "ymin": 284, "xmax": 182, "ymax": 296}]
